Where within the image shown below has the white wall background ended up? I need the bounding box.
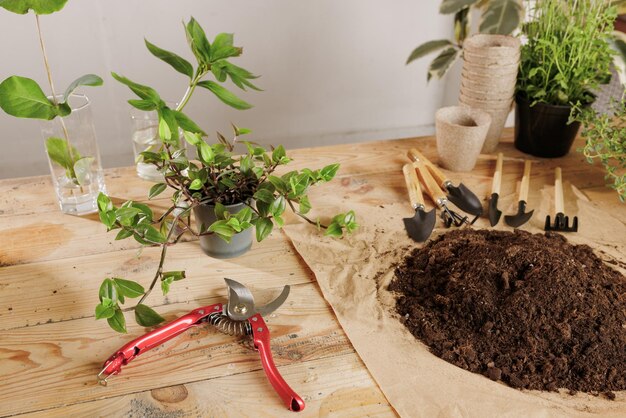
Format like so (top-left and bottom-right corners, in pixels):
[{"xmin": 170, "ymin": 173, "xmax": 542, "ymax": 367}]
[{"xmin": 0, "ymin": 0, "xmax": 454, "ymax": 179}]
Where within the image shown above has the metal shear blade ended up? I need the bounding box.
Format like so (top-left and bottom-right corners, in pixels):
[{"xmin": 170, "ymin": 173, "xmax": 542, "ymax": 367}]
[{"xmin": 224, "ymin": 278, "xmax": 290, "ymax": 321}]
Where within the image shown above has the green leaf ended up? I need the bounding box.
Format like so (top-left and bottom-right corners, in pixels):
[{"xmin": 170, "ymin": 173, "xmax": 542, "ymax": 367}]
[
  {"xmin": 427, "ymin": 47, "xmax": 460, "ymax": 81},
  {"xmin": 218, "ymin": 61, "xmax": 262, "ymax": 91},
  {"xmin": 144, "ymin": 39, "xmax": 194, "ymax": 78},
  {"xmin": 210, "ymin": 33, "xmax": 242, "ymax": 61},
  {"xmin": 63, "ymin": 74, "xmax": 103, "ymax": 102},
  {"xmin": 197, "ymin": 80, "xmax": 252, "ymax": 110},
  {"xmin": 214, "ymin": 202, "xmax": 227, "ymax": 219},
  {"xmin": 325, "ymin": 222, "xmax": 343, "ymax": 238},
  {"xmin": 406, "ymin": 40, "xmax": 453, "ymax": 65},
  {"xmin": 479, "ymin": 0, "xmax": 522, "ymax": 35},
  {"xmin": 107, "ymin": 309, "xmax": 127, "ymax": 333},
  {"xmin": 73, "ymin": 156, "xmax": 94, "ymax": 186},
  {"xmin": 115, "ymin": 229, "xmax": 133, "ymax": 240},
  {"xmin": 128, "ymin": 202, "xmax": 154, "ymax": 221},
  {"xmin": 253, "ymin": 188, "xmax": 275, "ymax": 204},
  {"xmin": 319, "ymin": 163, "xmax": 340, "ymax": 182},
  {"xmin": 95, "ymin": 303, "xmax": 116, "ymax": 320},
  {"xmin": 99, "ymin": 278, "xmax": 118, "ymax": 304},
  {"xmin": 162, "ymin": 271, "xmax": 186, "ymax": 281},
  {"xmin": 0, "ymin": 0, "xmax": 67, "ymax": 14},
  {"xmin": 135, "ymin": 304, "xmax": 165, "ymax": 327},
  {"xmin": 0, "ymin": 76, "xmax": 57, "ymax": 120},
  {"xmin": 158, "ymin": 117, "xmax": 171, "ymax": 141},
  {"xmin": 189, "ymin": 178, "xmax": 203, "ymax": 190},
  {"xmin": 254, "ymin": 217, "xmax": 273, "ymax": 242},
  {"xmin": 115, "ymin": 207, "xmax": 142, "ymax": 225},
  {"xmin": 235, "ymin": 207, "xmax": 253, "ymax": 223},
  {"xmin": 45, "ymin": 137, "xmax": 80, "ymax": 172},
  {"xmin": 173, "ymin": 110, "xmax": 205, "ymax": 135},
  {"xmin": 161, "ymin": 277, "xmax": 173, "ymax": 295},
  {"xmin": 208, "ymin": 220, "xmax": 235, "ymax": 242},
  {"xmin": 268, "ymin": 176, "xmax": 287, "ymax": 193},
  {"xmin": 298, "ymin": 195, "xmax": 312, "ymax": 214},
  {"xmin": 99, "ymin": 211, "xmax": 116, "ymax": 230},
  {"xmin": 198, "ymin": 142, "xmax": 214, "ymax": 163},
  {"xmin": 111, "ymin": 72, "xmax": 161, "ymax": 103},
  {"xmin": 185, "ymin": 17, "xmax": 211, "ymax": 65},
  {"xmin": 269, "ymin": 195, "xmax": 286, "ymax": 217},
  {"xmin": 440, "ymin": 0, "xmax": 479, "ymax": 14},
  {"xmin": 183, "ymin": 131, "xmax": 202, "ymax": 146},
  {"xmin": 149, "ymin": 183, "xmax": 167, "ymax": 199},
  {"xmin": 158, "ymin": 107, "xmax": 179, "ymax": 143},
  {"xmin": 272, "ymin": 145, "xmax": 286, "ymax": 163},
  {"xmin": 128, "ymin": 99, "xmax": 157, "ymax": 111},
  {"xmin": 142, "ymin": 225, "xmax": 167, "ymax": 243},
  {"xmin": 113, "ymin": 278, "xmax": 145, "ymax": 298}
]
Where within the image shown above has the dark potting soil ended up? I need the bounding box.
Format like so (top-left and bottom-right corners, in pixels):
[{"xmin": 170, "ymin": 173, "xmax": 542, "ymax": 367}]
[{"xmin": 389, "ymin": 229, "xmax": 626, "ymax": 399}]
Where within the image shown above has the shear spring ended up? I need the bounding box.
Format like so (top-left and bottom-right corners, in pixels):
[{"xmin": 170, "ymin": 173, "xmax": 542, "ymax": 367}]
[{"xmin": 205, "ymin": 312, "xmax": 252, "ymax": 336}]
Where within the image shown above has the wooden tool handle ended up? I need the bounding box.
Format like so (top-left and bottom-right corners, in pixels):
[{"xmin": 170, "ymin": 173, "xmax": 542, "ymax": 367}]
[
  {"xmin": 413, "ymin": 160, "xmax": 446, "ymax": 206},
  {"xmin": 491, "ymin": 152, "xmax": 503, "ymax": 195},
  {"xmin": 555, "ymin": 167, "xmax": 564, "ymax": 213},
  {"xmin": 519, "ymin": 160, "xmax": 532, "ymax": 202},
  {"xmin": 408, "ymin": 148, "xmax": 447, "ymax": 187},
  {"xmin": 402, "ymin": 164, "xmax": 425, "ymax": 207}
]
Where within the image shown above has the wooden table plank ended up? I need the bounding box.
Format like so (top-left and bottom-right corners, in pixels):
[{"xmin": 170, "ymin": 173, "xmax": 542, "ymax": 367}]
[
  {"xmin": 0, "ymin": 283, "xmax": 358, "ymax": 417},
  {"xmin": 17, "ymin": 353, "xmax": 395, "ymax": 418},
  {"xmin": 0, "ymin": 130, "xmax": 623, "ymax": 417}
]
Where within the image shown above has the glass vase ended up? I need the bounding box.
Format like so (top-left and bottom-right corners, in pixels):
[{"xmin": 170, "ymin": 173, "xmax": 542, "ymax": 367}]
[
  {"xmin": 130, "ymin": 104, "xmax": 184, "ymax": 182},
  {"xmin": 40, "ymin": 94, "xmax": 106, "ymax": 215}
]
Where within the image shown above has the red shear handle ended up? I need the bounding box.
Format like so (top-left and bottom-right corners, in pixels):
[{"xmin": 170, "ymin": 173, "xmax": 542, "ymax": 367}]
[
  {"xmin": 250, "ymin": 314, "xmax": 306, "ymax": 412},
  {"xmin": 98, "ymin": 303, "xmax": 223, "ymax": 385}
]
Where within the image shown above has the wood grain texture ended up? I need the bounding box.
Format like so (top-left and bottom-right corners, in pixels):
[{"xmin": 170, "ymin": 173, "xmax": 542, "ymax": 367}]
[
  {"xmin": 17, "ymin": 353, "xmax": 395, "ymax": 418},
  {"xmin": 0, "ymin": 284, "xmax": 358, "ymax": 416},
  {"xmin": 0, "ymin": 130, "xmax": 623, "ymax": 417}
]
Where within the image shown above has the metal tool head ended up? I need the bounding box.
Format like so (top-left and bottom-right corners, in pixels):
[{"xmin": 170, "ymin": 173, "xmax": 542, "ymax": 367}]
[
  {"xmin": 544, "ymin": 213, "xmax": 578, "ymax": 232},
  {"xmin": 446, "ymin": 183, "xmax": 483, "ymax": 217},
  {"xmin": 224, "ymin": 278, "xmax": 290, "ymax": 321},
  {"xmin": 488, "ymin": 193, "xmax": 502, "ymax": 227},
  {"xmin": 504, "ymin": 201, "xmax": 534, "ymax": 228},
  {"xmin": 402, "ymin": 205, "xmax": 436, "ymax": 242}
]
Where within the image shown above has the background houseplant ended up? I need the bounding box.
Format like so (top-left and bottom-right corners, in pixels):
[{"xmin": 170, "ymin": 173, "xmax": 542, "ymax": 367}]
[
  {"xmin": 406, "ymin": 0, "xmax": 524, "ymax": 80},
  {"xmin": 574, "ymin": 101, "xmax": 626, "ymax": 201},
  {"xmin": 94, "ymin": 18, "xmax": 357, "ymax": 333},
  {"xmin": 515, "ymin": 0, "xmax": 622, "ymax": 157},
  {"xmin": 0, "ymin": 0, "xmax": 105, "ymax": 214}
]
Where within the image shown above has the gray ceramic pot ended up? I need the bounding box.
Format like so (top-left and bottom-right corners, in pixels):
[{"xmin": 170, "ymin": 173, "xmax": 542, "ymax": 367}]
[{"xmin": 193, "ymin": 201, "xmax": 253, "ymax": 259}]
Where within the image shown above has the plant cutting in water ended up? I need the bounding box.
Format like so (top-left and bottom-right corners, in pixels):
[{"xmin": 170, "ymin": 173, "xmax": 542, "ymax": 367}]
[
  {"xmin": 0, "ymin": 0, "xmax": 103, "ymax": 187},
  {"xmin": 95, "ymin": 17, "xmax": 357, "ymax": 333}
]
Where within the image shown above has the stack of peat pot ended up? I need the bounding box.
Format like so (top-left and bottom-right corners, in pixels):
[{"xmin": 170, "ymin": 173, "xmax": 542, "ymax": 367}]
[{"xmin": 460, "ymin": 34, "xmax": 521, "ymax": 153}]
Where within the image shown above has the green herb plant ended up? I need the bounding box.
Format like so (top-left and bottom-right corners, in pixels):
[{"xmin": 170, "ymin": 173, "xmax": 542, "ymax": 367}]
[
  {"xmin": 573, "ymin": 102, "xmax": 626, "ymax": 201},
  {"xmin": 95, "ymin": 18, "xmax": 357, "ymax": 333},
  {"xmin": 0, "ymin": 0, "xmax": 103, "ymax": 187},
  {"xmin": 517, "ymin": 0, "xmax": 619, "ymax": 107},
  {"xmin": 406, "ymin": 0, "xmax": 524, "ymax": 80}
]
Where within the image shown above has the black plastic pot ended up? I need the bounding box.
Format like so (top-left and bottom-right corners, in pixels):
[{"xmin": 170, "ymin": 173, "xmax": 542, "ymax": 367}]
[{"xmin": 514, "ymin": 95, "xmax": 582, "ymax": 158}]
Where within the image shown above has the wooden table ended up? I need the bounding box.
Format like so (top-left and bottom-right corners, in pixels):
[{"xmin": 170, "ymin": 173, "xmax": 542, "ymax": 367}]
[{"xmin": 0, "ymin": 130, "xmax": 623, "ymax": 417}]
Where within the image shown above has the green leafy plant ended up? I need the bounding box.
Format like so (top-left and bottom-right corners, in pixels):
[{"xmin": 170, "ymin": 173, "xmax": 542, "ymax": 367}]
[
  {"xmin": 95, "ymin": 17, "xmax": 357, "ymax": 333},
  {"xmin": 573, "ymin": 102, "xmax": 626, "ymax": 201},
  {"xmin": 0, "ymin": 0, "xmax": 103, "ymax": 186},
  {"xmin": 406, "ymin": 0, "xmax": 524, "ymax": 80},
  {"xmin": 517, "ymin": 0, "xmax": 618, "ymax": 107}
]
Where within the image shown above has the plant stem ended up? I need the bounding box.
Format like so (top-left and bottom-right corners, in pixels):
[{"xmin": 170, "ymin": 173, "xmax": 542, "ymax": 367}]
[
  {"xmin": 137, "ymin": 213, "xmax": 180, "ymax": 305},
  {"xmin": 35, "ymin": 14, "xmax": 83, "ymax": 191}
]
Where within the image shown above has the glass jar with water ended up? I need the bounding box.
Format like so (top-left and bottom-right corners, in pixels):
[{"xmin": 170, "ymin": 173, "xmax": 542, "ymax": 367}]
[{"xmin": 39, "ymin": 94, "xmax": 106, "ymax": 215}]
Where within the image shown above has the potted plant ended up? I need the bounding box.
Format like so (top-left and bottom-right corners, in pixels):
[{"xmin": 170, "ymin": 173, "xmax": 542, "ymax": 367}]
[
  {"xmin": 515, "ymin": 0, "xmax": 618, "ymax": 157},
  {"xmin": 573, "ymin": 101, "xmax": 626, "ymax": 202},
  {"xmin": 0, "ymin": 0, "xmax": 105, "ymax": 215},
  {"xmin": 405, "ymin": 0, "xmax": 524, "ymax": 80},
  {"xmin": 94, "ymin": 18, "xmax": 357, "ymax": 333}
]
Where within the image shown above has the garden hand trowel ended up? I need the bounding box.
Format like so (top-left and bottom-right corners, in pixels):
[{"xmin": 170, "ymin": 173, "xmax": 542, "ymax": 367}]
[
  {"xmin": 488, "ymin": 153, "xmax": 503, "ymax": 226},
  {"xmin": 504, "ymin": 160, "xmax": 534, "ymax": 228},
  {"xmin": 402, "ymin": 164, "xmax": 436, "ymax": 242},
  {"xmin": 407, "ymin": 148, "xmax": 483, "ymax": 221}
]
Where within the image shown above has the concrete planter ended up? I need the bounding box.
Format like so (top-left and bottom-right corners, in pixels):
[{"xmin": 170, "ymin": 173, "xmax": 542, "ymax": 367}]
[
  {"xmin": 193, "ymin": 201, "xmax": 253, "ymax": 259},
  {"xmin": 435, "ymin": 106, "xmax": 491, "ymax": 172}
]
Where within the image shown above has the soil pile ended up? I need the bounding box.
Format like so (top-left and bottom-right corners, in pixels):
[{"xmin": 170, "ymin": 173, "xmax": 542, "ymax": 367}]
[{"xmin": 390, "ymin": 229, "xmax": 626, "ymax": 399}]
